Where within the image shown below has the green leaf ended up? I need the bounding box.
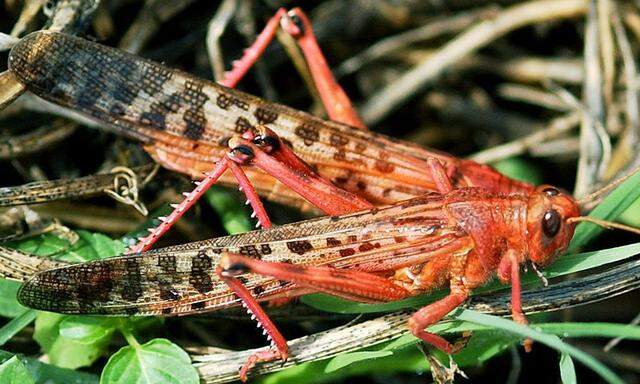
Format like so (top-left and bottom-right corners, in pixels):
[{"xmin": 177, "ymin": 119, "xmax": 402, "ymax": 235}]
[
  {"xmin": 569, "ymin": 169, "xmax": 640, "ymax": 252},
  {"xmin": 560, "ymin": 351, "xmax": 577, "ymax": 384},
  {"xmin": 100, "ymin": 339, "xmax": 199, "ymax": 384},
  {"xmin": 0, "ymin": 356, "xmax": 35, "ymax": 384},
  {"xmin": 0, "ymin": 350, "xmax": 98, "ymax": 384},
  {"xmin": 492, "ymin": 157, "xmax": 543, "ymax": 185},
  {"xmin": 78, "ymin": 231, "xmax": 125, "ymax": 258},
  {"xmin": 267, "ymin": 328, "xmax": 513, "ymax": 383},
  {"xmin": 535, "ymin": 322, "xmax": 640, "ymax": 339},
  {"xmin": 618, "ymin": 196, "xmax": 640, "ymax": 227},
  {"xmin": 6, "ymin": 233, "xmax": 71, "ymax": 256},
  {"xmin": 205, "ymin": 188, "xmax": 253, "ymax": 234},
  {"xmin": 58, "ymin": 316, "xmax": 117, "ymax": 344},
  {"xmin": 5, "ymin": 231, "xmax": 124, "ymax": 263},
  {"xmin": 34, "ymin": 312, "xmax": 114, "ymax": 369},
  {"xmin": 264, "ymin": 320, "xmax": 640, "ymax": 384},
  {"xmin": 324, "ymin": 351, "xmax": 393, "ymax": 373},
  {"xmin": 541, "ymin": 242, "xmax": 640, "ymax": 277},
  {"xmin": 0, "ymin": 280, "xmax": 27, "ymax": 318},
  {"xmin": 260, "ymin": 346, "xmax": 428, "ymax": 384},
  {"xmin": 451, "ymin": 329, "xmax": 515, "ymax": 366},
  {"xmin": 64, "ymin": 231, "xmax": 124, "ymax": 262}
]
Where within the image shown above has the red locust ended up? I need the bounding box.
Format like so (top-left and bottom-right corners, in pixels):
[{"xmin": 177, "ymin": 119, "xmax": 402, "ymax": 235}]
[
  {"xmin": 5, "ymin": 9, "xmax": 535, "ymax": 254},
  {"xmin": 20, "ymin": 158, "xmax": 635, "ymax": 381}
]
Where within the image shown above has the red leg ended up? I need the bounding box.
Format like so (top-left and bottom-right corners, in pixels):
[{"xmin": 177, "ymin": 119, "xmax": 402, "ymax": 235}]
[
  {"xmin": 408, "ymin": 292, "xmax": 469, "ymax": 354},
  {"xmin": 407, "ymin": 249, "xmax": 470, "ymax": 354},
  {"xmin": 228, "ymin": 134, "xmax": 373, "ymax": 215},
  {"xmin": 282, "ymin": 8, "xmax": 367, "ymax": 129},
  {"xmin": 220, "ymin": 7, "xmax": 366, "ymax": 128},
  {"xmin": 216, "ymin": 252, "xmax": 410, "ymax": 379},
  {"xmin": 220, "ymin": 253, "xmax": 410, "ymax": 304},
  {"xmin": 215, "ymin": 265, "xmax": 288, "ymax": 382},
  {"xmin": 498, "ymin": 250, "xmax": 532, "ymax": 352},
  {"xmin": 427, "ymin": 158, "xmax": 454, "ymax": 194},
  {"xmin": 219, "ymin": 8, "xmax": 287, "ymax": 88},
  {"xmin": 128, "ymin": 151, "xmax": 272, "ymax": 253},
  {"xmin": 132, "ymin": 9, "xmax": 374, "ymax": 252},
  {"xmin": 129, "ymin": 158, "xmax": 229, "ymax": 253},
  {"xmin": 227, "ymin": 160, "xmax": 272, "ymax": 229},
  {"xmin": 132, "ymin": 130, "xmax": 372, "ymax": 252}
]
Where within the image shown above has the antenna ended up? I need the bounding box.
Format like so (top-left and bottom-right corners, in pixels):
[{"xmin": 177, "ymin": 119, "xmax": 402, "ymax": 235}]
[
  {"xmin": 566, "ymin": 216, "xmax": 640, "ymax": 236},
  {"xmin": 577, "ymin": 165, "xmax": 640, "ymax": 206}
]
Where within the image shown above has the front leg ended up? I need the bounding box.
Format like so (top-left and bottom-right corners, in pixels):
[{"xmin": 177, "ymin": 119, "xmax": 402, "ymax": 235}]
[
  {"xmin": 498, "ymin": 249, "xmax": 532, "ymax": 352},
  {"xmin": 132, "ymin": 129, "xmax": 373, "ymax": 253}
]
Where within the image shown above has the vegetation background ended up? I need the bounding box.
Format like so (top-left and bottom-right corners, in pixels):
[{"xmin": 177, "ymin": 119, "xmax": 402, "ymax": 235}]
[{"xmin": 0, "ymin": 0, "xmax": 639, "ymax": 383}]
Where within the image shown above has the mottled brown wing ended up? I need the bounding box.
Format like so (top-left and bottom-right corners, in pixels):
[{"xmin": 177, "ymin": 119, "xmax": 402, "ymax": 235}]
[
  {"xmin": 18, "ymin": 194, "xmax": 460, "ymax": 316},
  {"xmin": 9, "ymin": 31, "xmax": 453, "ymax": 205}
]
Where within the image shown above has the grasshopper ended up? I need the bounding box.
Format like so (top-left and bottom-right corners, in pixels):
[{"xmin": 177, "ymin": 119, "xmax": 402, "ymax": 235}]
[
  {"xmin": 18, "ymin": 156, "xmax": 640, "ymax": 381},
  {"xmin": 5, "ymin": 8, "xmax": 534, "ymax": 255}
]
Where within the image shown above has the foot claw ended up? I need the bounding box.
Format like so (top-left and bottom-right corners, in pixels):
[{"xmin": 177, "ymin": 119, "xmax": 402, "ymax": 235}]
[
  {"xmin": 423, "ymin": 351, "xmax": 465, "ymax": 384},
  {"xmin": 238, "ymin": 349, "xmax": 287, "ymax": 382}
]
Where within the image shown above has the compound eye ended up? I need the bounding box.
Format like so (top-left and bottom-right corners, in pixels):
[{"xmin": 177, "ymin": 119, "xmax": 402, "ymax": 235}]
[
  {"xmin": 542, "ymin": 209, "xmax": 561, "ymax": 238},
  {"xmin": 543, "ymin": 187, "xmax": 559, "ymax": 196}
]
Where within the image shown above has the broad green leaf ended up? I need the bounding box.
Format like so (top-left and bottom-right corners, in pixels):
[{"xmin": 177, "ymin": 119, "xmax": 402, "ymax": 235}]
[
  {"xmin": 560, "ymin": 351, "xmax": 577, "ymax": 384},
  {"xmin": 0, "ymin": 350, "xmax": 98, "ymax": 384},
  {"xmin": 59, "ymin": 316, "xmax": 117, "ymax": 344},
  {"xmin": 206, "ymin": 188, "xmax": 253, "ymax": 234},
  {"xmin": 569, "ymin": 169, "xmax": 640, "ymax": 252},
  {"xmin": 618, "ymin": 196, "xmax": 640, "ymax": 227},
  {"xmin": 5, "ymin": 231, "xmax": 124, "ymax": 263},
  {"xmin": 0, "ymin": 356, "xmax": 35, "ymax": 384},
  {"xmin": 78, "ymin": 231, "xmax": 125, "ymax": 258},
  {"xmin": 67, "ymin": 231, "xmax": 125, "ymax": 262},
  {"xmin": 34, "ymin": 312, "xmax": 113, "ymax": 369},
  {"xmin": 100, "ymin": 339, "xmax": 198, "ymax": 384},
  {"xmin": 6, "ymin": 233, "xmax": 71, "ymax": 256},
  {"xmin": 0, "ymin": 280, "xmax": 27, "ymax": 318}
]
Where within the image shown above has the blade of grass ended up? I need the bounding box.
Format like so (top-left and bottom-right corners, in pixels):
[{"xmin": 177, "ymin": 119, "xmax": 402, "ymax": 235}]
[
  {"xmin": 559, "ymin": 352, "xmax": 577, "ymax": 384},
  {"xmin": 569, "ymin": 169, "xmax": 640, "ymax": 252},
  {"xmin": 456, "ymin": 310, "xmax": 624, "ymax": 384},
  {"xmin": 0, "ymin": 310, "xmax": 36, "ymax": 347},
  {"xmin": 378, "ymin": 321, "xmax": 640, "ymax": 352}
]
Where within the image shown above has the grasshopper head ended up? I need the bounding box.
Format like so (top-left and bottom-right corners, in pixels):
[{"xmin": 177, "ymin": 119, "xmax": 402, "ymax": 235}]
[{"xmin": 526, "ymin": 186, "xmax": 580, "ymax": 267}]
